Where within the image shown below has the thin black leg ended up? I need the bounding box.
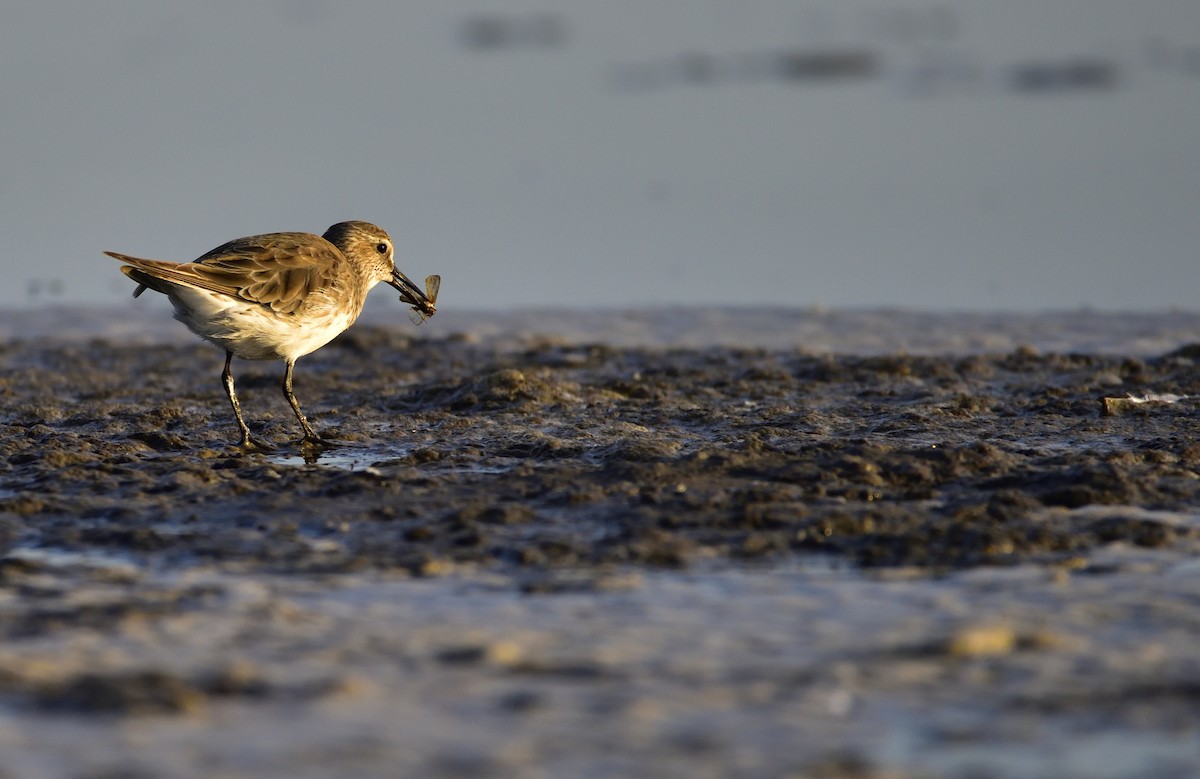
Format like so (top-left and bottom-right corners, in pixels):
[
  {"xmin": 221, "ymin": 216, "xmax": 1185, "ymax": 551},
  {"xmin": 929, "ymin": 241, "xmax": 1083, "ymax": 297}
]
[
  {"xmin": 222, "ymin": 350, "xmax": 270, "ymax": 451},
  {"xmin": 282, "ymin": 359, "xmax": 323, "ymax": 446}
]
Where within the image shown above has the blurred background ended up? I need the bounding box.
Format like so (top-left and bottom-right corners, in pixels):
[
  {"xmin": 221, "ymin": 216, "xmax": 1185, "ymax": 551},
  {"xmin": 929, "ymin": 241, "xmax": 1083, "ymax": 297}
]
[{"xmin": 2, "ymin": 1, "xmax": 1198, "ymax": 312}]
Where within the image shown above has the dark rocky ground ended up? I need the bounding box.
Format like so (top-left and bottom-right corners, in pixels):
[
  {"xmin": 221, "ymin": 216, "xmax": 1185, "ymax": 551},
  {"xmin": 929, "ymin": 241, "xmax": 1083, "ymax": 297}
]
[
  {"xmin": 1, "ymin": 313, "xmax": 1200, "ymax": 777},
  {"xmin": 4, "ymin": 327, "xmax": 1200, "ymax": 573}
]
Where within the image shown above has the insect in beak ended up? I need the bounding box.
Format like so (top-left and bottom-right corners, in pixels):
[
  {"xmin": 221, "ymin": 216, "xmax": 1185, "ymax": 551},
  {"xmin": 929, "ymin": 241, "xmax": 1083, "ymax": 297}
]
[{"xmin": 392, "ymin": 270, "xmax": 440, "ymax": 325}]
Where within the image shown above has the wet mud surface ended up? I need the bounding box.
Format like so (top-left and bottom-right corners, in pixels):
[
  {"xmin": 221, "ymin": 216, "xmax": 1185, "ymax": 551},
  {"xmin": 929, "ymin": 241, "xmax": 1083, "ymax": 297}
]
[{"xmin": 2, "ymin": 310, "xmax": 1200, "ymax": 777}]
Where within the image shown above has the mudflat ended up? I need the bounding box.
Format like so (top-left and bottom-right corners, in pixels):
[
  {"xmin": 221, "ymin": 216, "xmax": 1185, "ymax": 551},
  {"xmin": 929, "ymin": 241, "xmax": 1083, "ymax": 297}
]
[{"xmin": 1, "ymin": 307, "xmax": 1199, "ymax": 778}]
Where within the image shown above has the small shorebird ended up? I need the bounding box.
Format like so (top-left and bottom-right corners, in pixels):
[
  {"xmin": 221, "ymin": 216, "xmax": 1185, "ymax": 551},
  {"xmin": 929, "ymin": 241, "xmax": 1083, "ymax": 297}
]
[{"xmin": 106, "ymin": 221, "xmax": 439, "ymax": 451}]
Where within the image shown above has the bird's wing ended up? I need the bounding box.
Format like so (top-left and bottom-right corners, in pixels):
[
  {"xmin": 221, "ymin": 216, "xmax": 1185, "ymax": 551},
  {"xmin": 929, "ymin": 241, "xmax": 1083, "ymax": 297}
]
[{"xmin": 106, "ymin": 232, "xmax": 345, "ymax": 316}]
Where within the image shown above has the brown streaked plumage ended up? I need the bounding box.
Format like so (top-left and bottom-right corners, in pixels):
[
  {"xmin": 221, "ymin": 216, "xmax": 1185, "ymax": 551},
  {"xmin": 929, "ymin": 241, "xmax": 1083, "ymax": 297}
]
[{"xmin": 106, "ymin": 221, "xmax": 439, "ymax": 451}]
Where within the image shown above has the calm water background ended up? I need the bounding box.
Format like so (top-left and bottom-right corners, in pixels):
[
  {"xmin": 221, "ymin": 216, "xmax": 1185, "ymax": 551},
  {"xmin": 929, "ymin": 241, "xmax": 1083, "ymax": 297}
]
[{"xmin": 2, "ymin": 1, "xmax": 1198, "ymax": 313}]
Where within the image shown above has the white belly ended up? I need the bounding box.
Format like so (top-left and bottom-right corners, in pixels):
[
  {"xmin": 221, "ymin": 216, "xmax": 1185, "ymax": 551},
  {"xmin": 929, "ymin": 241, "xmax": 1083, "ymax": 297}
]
[{"xmin": 168, "ymin": 287, "xmax": 358, "ymax": 362}]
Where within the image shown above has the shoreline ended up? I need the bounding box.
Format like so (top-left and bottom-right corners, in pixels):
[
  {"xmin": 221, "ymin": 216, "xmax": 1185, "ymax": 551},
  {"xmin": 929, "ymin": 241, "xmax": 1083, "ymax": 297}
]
[{"xmin": 2, "ymin": 304, "xmax": 1200, "ymax": 355}]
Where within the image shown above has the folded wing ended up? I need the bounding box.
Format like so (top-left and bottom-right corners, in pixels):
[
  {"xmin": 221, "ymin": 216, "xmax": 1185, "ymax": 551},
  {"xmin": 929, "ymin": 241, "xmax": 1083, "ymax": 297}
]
[{"xmin": 106, "ymin": 232, "xmax": 344, "ymax": 316}]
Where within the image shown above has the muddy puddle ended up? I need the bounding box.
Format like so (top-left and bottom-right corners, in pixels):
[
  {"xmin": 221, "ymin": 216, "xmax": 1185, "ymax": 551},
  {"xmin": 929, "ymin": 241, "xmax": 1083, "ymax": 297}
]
[{"xmin": 1, "ymin": 307, "xmax": 1199, "ymax": 777}]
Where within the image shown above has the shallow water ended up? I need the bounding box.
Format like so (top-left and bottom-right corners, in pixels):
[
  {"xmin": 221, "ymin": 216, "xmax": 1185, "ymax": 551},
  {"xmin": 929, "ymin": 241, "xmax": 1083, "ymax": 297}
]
[{"xmin": 2, "ymin": 306, "xmax": 1200, "ymax": 777}]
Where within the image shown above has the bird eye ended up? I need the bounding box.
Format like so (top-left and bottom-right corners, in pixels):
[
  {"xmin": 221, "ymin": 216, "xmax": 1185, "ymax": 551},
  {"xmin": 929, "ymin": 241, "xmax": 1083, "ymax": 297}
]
[{"xmin": 375, "ymin": 242, "xmax": 388, "ymax": 254}]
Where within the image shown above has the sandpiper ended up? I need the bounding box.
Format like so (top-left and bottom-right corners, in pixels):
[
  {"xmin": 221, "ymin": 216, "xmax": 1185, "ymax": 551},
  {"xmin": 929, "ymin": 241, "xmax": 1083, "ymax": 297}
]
[{"xmin": 106, "ymin": 221, "xmax": 439, "ymax": 451}]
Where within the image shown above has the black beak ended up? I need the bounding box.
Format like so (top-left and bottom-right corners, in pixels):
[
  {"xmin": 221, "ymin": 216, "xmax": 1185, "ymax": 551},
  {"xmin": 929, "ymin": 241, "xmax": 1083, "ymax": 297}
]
[
  {"xmin": 389, "ymin": 268, "xmax": 426, "ymax": 304},
  {"xmin": 390, "ymin": 269, "xmax": 439, "ymax": 318}
]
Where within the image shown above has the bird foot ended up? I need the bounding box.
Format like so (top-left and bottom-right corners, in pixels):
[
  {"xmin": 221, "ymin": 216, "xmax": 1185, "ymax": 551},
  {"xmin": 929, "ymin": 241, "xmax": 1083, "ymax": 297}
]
[
  {"xmin": 299, "ymin": 434, "xmax": 345, "ymax": 450},
  {"xmin": 238, "ymin": 437, "xmax": 276, "ymax": 454}
]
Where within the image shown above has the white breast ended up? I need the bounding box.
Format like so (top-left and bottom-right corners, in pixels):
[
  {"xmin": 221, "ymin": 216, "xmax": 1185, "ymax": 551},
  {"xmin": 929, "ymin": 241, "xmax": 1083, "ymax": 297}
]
[{"xmin": 167, "ymin": 287, "xmax": 359, "ymax": 362}]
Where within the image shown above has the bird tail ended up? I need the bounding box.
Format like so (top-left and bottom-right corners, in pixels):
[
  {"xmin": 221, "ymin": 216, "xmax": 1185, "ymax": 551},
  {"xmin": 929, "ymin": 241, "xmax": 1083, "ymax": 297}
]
[{"xmin": 105, "ymin": 251, "xmax": 177, "ymax": 298}]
